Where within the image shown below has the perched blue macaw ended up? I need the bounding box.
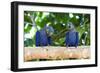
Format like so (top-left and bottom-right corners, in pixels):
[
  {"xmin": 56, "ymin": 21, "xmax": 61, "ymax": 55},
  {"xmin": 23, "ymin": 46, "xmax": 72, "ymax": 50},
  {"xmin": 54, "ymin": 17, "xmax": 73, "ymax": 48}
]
[
  {"xmin": 65, "ymin": 22, "xmax": 79, "ymax": 47},
  {"xmin": 35, "ymin": 26, "xmax": 54, "ymax": 46}
]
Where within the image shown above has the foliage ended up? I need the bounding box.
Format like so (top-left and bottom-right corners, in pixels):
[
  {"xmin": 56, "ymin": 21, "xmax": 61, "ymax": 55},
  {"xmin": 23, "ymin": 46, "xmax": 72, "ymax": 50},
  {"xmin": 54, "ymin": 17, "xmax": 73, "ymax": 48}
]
[{"xmin": 24, "ymin": 11, "xmax": 90, "ymax": 47}]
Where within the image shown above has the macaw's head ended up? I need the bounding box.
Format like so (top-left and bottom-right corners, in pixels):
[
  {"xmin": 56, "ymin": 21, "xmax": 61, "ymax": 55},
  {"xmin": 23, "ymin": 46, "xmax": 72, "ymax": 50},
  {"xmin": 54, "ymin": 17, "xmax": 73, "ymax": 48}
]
[
  {"xmin": 44, "ymin": 25, "xmax": 54, "ymax": 37},
  {"xmin": 67, "ymin": 22, "xmax": 75, "ymax": 31}
]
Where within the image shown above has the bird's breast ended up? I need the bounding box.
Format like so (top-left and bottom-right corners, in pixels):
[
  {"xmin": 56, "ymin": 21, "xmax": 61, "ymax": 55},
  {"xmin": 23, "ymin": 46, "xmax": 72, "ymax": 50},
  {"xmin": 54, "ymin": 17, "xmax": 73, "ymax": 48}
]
[{"xmin": 68, "ymin": 32, "xmax": 76, "ymax": 44}]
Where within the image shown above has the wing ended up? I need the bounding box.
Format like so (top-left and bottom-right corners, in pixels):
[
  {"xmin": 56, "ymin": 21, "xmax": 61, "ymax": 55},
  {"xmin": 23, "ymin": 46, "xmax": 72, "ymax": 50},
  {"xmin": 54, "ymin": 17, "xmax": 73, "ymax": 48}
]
[{"xmin": 35, "ymin": 31, "xmax": 41, "ymax": 46}]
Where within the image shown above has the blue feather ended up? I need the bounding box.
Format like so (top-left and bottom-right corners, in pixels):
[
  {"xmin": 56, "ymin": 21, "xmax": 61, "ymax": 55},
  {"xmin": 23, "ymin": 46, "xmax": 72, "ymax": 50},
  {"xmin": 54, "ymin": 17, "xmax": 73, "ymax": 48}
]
[
  {"xmin": 65, "ymin": 31, "xmax": 79, "ymax": 47},
  {"xmin": 35, "ymin": 27, "xmax": 53, "ymax": 46}
]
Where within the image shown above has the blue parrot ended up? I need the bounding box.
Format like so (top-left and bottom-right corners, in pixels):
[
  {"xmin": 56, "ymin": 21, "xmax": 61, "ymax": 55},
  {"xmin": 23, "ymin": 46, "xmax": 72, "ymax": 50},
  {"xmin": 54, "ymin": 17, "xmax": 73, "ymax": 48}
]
[
  {"xmin": 65, "ymin": 22, "xmax": 79, "ymax": 47},
  {"xmin": 35, "ymin": 26, "xmax": 54, "ymax": 46}
]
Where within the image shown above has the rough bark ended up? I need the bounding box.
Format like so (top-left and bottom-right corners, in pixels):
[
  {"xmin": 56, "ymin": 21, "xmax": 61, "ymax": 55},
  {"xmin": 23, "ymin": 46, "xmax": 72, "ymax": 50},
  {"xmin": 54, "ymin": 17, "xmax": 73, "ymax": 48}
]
[{"xmin": 24, "ymin": 46, "xmax": 90, "ymax": 61}]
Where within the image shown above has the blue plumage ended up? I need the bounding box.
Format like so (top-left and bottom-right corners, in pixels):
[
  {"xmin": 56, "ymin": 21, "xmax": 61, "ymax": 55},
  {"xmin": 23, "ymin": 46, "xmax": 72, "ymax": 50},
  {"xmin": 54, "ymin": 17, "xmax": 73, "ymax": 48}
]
[
  {"xmin": 35, "ymin": 26, "xmax": 53, "ymax": 46},
  {"xmin": 65, "ymin": 31, "xmax": 79, "ymax": 47},
  {"xmin": 35, "ymin": 22, "xmax": 79, "ymax": 47},
  {"xmin": 65, "ymin": 22, "xmax": 79, "ymax": 47}
]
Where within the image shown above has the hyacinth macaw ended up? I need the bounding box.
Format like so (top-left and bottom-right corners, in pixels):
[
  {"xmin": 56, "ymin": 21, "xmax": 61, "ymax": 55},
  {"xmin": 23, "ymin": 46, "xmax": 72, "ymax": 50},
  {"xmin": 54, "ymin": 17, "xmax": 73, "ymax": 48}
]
[
  {"xmin": 35, "ymin": 26, "xmax": 54, "ymax": 46},
  {"xmin": 65, "ymin": 22, "xmax": 79, "ymax": 47}
]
